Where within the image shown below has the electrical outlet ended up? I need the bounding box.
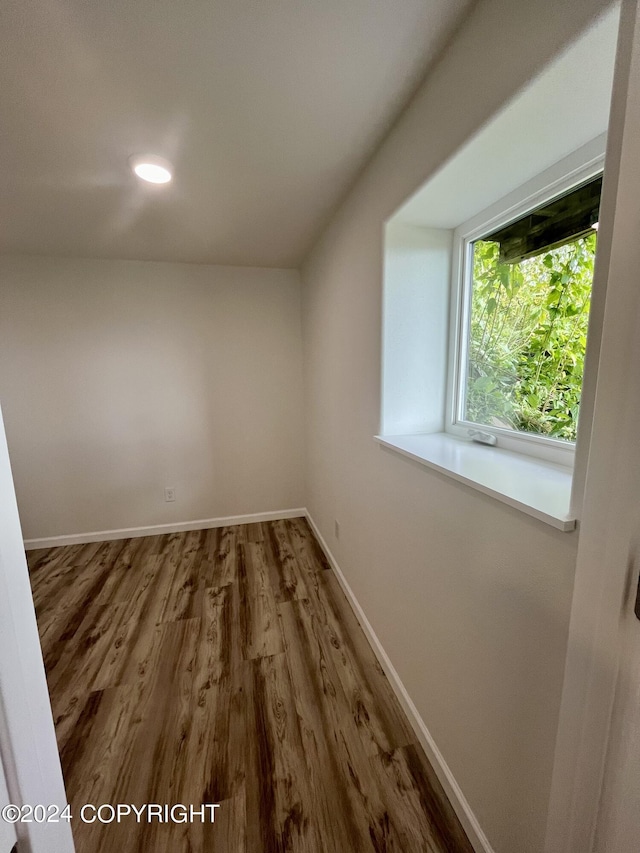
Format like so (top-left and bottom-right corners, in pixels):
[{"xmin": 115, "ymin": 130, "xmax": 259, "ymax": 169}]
[
  {"xmin": 164, "ymin": 487, "xmax": 176, "ymax": 502},
  {"xmin": 334, "ymin": 519, "xmax": 340, "ymax": 540}
]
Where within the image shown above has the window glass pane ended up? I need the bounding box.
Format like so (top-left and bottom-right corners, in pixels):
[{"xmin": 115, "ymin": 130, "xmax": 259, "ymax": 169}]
[{"xmin": 463, "ymin": 230, "xmax": 596, "ymax": 441}]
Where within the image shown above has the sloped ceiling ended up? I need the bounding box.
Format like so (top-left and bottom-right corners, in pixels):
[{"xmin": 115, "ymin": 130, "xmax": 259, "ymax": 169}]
[
  {"xmin": 0, "ymin": 0, "xmax": 473, "ymax": 267},
  {"xmin": 394, "ymin": 7, "xmax": 619, "ymax": 230}
]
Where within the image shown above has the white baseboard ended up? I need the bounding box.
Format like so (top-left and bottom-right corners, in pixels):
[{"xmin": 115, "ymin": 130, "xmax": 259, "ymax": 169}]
[
  {"xmin": 24, "ymin": 508, "xmax": 306, "ymax": 550},
  {"xmin": 305, "ymin": 511, "xmax": 495, "ymax": 853}
]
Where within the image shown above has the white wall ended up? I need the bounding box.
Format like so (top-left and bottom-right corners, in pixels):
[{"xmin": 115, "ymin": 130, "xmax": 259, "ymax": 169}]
[
  {"xmin": 300, "ymin": 0, "xmax": 614, "ymax": 851},
  {"xmin": 0, "ymin": 256, "xmax": 304, "ymax": 540},
  {"xmin": 382, "ymin": 222, "xmax": 452, "ymax": 435}
]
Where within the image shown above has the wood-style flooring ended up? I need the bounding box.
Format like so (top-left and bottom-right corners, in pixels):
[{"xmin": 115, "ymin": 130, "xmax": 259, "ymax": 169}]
[{"xmin": 27, "ymin": 518, "xmax": 474, "ymax": 853}]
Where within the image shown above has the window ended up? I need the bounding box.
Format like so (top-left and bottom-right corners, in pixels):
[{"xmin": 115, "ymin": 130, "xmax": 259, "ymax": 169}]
[
  {"xmin": 379, "ymin": 147, "xmax": 606, "ymax": 527},
  {"xmin": 448, "ymin": 165, "xmax": 603, "ymax": 463},
  {"xmin": 379, "ymin": 7, "xmax": 617, "ymax": 525}
]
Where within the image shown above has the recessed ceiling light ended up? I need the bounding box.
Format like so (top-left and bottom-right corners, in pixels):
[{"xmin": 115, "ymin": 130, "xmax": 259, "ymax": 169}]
[{"xmin": 129, "ymin": 155, "xmax": 173, "ymax": 184}]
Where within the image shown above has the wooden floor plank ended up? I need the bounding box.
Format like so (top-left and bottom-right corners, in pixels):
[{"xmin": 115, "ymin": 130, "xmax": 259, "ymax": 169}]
[
  {"xmin": 30, "ymin": 522, "xmax": 473, "ymax": 853},
  {"xmin": 32, "ymin": 539, "xmax": 124, "ymax": 625},
  {"xmin": 285, "ymin": 516, "xmax": 331, "ymax": 573},
  {"xmin": 263, "ymin": 519, "xmax": 310, "ymax": 603},
  {"xmin": 279, "ymin": 597, "xmax": 406, "ymax": 853},
  {"xmin": 203, "ymin": 525, "xmax": 237, "ymax": 588},
  {"xmin": 238, "ymin": 521, "xmax": 265, "ymax": 544},
  {"xmin": 238, "ymin": 541, "xmax": 285, "ymax": 660},
  {"xmin": 183, "ymin": 583, "xmax": 246, "ymax": 804},
  {"xmin": 92, "ymin": 555, "xmax": 165, "ymax": 690},
  {"xmin": 157, "ymin": 530, "xmax": 204, "ymax": 623},
  {"xmin": 310, "ymin": 569, "xmax": 416, "ymax": 756},
  {"xmin": 46, "ymin": 601, "xmax": 126, "ymax": 723},
  {"xmin": 245, "ymin": 652, "xmax": 321, "ymax": 852},
  {"xmin": 372, "ymin": 745, "xmax": 476, "ymax": 853},
  {"xmin": 95, "ymin": 535, "xmax": 160, "ymax": 605}
]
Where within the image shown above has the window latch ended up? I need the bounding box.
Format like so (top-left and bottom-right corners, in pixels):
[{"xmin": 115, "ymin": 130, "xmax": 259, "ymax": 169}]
[{"xmin": 468, "ymin": 429, "xmax": 497, "ymax": 446}]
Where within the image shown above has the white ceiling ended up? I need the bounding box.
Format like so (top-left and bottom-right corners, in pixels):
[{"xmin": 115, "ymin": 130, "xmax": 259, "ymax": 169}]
[
  {"xmin": 393, "ymin": 6, "xmax": 619, "ymax": 230},
  {"xmin": 0, "ymin": 0, "xmax": 473, "ymax": 267}
]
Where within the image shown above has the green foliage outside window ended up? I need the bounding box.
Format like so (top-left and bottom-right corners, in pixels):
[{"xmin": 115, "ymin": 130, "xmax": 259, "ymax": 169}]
[{"xmin": 464, "ymin": 233, "xmax": 596, "ymax": 441}]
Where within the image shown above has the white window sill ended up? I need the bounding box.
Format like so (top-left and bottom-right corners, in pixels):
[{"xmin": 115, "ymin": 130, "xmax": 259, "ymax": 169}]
[{"xmin": 375, "ymin": 432, "xmax": 575, "ymax": 531}]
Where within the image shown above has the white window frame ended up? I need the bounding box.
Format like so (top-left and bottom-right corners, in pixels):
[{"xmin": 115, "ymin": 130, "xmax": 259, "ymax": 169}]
[{"xmin": 445, "ymin": 151, "xmax": 605, "ymax": 467}]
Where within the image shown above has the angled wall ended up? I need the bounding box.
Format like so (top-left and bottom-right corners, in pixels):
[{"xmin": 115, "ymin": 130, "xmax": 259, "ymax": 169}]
[{"xmin": 300, "ymin": 0, "xmax": 615, "ymax": 850}]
